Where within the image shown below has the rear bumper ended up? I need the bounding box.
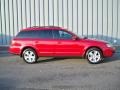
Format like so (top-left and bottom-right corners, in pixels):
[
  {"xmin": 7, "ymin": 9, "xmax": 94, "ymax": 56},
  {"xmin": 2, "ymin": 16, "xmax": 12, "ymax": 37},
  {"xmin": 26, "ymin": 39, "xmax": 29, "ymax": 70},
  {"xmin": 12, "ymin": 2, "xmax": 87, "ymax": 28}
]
[{"xmin": 9, "ymin": 46, "xmax": 21, "ymax": 55}]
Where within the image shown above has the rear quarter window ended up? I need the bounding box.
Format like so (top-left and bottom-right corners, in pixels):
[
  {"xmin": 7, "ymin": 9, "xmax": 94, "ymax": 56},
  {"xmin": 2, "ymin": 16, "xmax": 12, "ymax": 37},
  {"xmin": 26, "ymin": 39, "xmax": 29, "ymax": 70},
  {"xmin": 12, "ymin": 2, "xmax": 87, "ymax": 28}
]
[{"xmin": 16, "ymin": 30, "xmax": 38, "ymax": 38}]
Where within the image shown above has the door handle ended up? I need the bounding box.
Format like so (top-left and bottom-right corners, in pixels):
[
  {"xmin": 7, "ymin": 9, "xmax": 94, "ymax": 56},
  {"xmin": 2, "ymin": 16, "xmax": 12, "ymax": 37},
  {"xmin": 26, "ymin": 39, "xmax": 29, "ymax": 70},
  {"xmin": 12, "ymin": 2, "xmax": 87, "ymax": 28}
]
[
  {"xmin": 57, "ymin": 41, "xmax": 61, "ymax": 44},
  {"xmin": 35, "ymin": 41, "xmax": 39, "ymax": 43}
]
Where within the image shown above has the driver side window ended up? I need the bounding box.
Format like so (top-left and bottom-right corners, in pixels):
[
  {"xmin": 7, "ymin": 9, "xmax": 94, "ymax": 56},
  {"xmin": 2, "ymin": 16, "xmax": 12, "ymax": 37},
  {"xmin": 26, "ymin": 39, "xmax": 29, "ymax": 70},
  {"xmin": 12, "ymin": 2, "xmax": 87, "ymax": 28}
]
[
  {"xmin": 53, "ymin": 30, "xmax": 72, "ymax": 39},
  {"xmin": 59, "ymin": 30, "xmax": 72, "ymax": 39}
]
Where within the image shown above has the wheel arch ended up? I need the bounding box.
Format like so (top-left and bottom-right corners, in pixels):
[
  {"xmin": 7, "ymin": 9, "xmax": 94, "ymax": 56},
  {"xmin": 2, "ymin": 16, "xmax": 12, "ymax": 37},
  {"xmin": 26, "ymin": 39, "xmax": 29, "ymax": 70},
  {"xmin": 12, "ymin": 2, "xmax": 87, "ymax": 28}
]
[
  {"xmin": 20, "ymin": 46, "xmax": 38, "ymax": 57},
  {"xmin": 83, "ymin": 46, "xmax": 103, "ymax": 58}
]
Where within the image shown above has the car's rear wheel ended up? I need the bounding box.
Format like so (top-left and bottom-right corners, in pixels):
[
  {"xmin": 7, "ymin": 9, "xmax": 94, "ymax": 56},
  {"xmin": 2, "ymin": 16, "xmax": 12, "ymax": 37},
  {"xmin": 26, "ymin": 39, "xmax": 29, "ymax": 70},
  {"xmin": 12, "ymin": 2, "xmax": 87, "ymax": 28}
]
[
  {"xmin": 22, "ymin": 48, "xmax": 37, "ymax": 64},
  {"xmin": 86, "ymin": 48, "xmax": 103, "ymax": 64}
]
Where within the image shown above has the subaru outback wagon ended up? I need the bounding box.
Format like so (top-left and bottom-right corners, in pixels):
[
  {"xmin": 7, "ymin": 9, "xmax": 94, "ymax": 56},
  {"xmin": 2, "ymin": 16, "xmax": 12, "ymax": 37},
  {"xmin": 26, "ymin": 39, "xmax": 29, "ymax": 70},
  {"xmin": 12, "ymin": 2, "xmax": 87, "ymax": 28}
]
[{"xmin": 9, "ymin": 26, "xmax": 115, "ymax": 64}]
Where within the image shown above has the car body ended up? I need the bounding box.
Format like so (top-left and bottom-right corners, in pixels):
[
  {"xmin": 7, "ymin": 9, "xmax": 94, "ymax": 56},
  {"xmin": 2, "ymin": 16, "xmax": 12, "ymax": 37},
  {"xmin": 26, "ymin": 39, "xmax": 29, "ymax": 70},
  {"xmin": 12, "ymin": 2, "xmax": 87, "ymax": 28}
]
[{"xmin": 9, "ymin": 26, "xmax": 115, "ymax": 64}]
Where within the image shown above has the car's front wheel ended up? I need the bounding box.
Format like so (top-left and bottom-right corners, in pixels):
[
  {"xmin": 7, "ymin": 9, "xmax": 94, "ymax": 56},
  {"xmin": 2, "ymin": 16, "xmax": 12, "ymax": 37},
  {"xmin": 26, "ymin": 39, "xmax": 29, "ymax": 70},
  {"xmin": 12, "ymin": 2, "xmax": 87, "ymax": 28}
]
[
  {"xmin": 22, "ymin": 48, "xmax": 37, "ymax": 64},
  {"xmin": 86, "ymin": 48, "xmax": 103, "ymax": 64}
]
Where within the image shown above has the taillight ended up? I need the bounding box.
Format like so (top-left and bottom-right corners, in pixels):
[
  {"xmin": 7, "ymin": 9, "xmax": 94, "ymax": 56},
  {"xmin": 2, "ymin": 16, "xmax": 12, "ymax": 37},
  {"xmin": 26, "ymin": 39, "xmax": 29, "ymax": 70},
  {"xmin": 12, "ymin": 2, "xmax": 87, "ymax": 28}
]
[{"xmin": 10, "ymin": 39, "xmax": 15, "ymax": 45}]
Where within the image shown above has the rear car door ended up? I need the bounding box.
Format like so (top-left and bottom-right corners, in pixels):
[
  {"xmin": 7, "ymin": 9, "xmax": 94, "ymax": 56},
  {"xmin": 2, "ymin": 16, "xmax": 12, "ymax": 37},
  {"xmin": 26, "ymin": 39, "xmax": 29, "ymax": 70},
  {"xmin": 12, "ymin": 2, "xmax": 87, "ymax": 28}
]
[{"xmin": 35, "ymin": 30, "xmax": 55, "ymax": 56}]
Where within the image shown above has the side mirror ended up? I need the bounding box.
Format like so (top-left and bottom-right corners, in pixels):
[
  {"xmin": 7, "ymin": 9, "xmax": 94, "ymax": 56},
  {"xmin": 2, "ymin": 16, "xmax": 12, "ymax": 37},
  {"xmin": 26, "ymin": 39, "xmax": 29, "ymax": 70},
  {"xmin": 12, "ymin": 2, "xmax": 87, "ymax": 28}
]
[{"xmin": 72, "ymin": 36, "xmax": 78, "ymax": 40}]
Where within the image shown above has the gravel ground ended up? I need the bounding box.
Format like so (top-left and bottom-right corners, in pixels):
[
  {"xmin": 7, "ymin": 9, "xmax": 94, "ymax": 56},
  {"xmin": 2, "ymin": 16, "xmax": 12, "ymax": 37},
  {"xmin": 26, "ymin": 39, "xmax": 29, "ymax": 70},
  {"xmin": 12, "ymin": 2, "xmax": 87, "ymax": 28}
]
[{"xmin": 0, "ymin": 48, "xmax": 120, "ymax": 90}]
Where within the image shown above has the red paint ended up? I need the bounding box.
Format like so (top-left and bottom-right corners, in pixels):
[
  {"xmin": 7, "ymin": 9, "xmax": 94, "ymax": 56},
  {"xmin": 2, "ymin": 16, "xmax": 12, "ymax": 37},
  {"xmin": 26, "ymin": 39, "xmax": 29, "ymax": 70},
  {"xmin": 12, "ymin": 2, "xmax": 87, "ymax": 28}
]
[{"xmin": 9, "ymin": 26, "xmax": 115, "ymax": 59}]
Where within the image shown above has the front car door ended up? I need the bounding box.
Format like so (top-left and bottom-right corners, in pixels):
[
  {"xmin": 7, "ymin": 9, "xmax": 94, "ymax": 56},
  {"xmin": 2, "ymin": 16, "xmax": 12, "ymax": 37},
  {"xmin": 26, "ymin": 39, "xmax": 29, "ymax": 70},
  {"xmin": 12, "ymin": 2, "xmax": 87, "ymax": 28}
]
[{"xmin": 52, "ymin": 30, "xmax": 84, "ymax": 56}]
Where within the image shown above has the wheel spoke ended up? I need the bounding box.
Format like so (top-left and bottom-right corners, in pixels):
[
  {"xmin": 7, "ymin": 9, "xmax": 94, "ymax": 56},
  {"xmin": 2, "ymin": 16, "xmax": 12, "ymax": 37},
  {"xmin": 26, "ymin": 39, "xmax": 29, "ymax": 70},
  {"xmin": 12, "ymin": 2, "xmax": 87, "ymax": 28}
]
[
  {"xmin": 89, "ymin": 52, "xmax": 94, "ymax": 56},
  {"xmin": 89, "ymin": 57, "xmax": 94, "ymax": 61}
]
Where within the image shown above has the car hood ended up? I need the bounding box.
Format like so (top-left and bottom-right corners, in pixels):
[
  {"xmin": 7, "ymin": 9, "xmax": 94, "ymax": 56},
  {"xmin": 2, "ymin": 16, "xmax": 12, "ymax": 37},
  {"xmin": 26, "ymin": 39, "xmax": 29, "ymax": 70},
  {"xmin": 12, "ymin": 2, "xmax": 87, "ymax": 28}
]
[{"xmin": 80, "ymin": 37, "xmax": 108, "ymax": 44}]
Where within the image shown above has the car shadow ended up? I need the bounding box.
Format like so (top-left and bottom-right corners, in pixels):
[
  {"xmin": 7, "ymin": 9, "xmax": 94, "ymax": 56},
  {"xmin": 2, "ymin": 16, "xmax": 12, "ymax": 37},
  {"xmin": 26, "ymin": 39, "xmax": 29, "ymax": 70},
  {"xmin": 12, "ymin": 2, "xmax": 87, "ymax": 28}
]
[{"xmin": 37, "ymin": 57, "xmax": 71, "ymax": 64}]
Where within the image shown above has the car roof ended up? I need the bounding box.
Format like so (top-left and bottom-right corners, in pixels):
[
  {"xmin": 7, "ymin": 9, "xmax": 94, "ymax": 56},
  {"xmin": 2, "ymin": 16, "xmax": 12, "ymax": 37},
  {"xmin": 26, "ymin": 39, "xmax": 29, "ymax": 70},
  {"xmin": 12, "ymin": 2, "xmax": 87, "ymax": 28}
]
[
  {"xmin": 20, "ymin": 26, "xmax": 76, "ymax": 37},
  {"xmin": 22, "ymin": 26, "xmax": 64, "ymax": 31}
]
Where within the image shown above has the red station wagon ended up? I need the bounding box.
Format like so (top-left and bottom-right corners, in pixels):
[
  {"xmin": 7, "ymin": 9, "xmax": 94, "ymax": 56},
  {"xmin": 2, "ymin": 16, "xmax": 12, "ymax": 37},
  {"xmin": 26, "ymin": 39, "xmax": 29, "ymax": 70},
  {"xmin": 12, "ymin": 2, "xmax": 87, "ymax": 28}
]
[{"xmin": 9, "ymin": 26, "xmax": 115, "ymax": 64}]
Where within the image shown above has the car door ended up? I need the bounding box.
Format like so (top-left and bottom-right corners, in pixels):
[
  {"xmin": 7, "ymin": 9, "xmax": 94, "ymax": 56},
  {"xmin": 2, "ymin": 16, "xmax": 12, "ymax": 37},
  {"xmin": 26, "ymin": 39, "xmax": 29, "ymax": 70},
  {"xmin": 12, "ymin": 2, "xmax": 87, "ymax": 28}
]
[
  {"xmin": 35, "ymin": 30, "xmax": 55, "ymax": 56},
  {"xmin": 52, "ymin": 30, "xmax": 84, "ymax": 56}
]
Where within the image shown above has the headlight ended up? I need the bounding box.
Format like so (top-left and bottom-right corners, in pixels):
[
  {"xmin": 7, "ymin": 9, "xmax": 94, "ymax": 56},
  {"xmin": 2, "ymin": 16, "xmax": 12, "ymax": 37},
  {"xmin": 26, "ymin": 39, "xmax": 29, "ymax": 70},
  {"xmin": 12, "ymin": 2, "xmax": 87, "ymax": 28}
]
[{"xmin": 106, "ymin": 43, "xmax": 113, "ymax": 47}]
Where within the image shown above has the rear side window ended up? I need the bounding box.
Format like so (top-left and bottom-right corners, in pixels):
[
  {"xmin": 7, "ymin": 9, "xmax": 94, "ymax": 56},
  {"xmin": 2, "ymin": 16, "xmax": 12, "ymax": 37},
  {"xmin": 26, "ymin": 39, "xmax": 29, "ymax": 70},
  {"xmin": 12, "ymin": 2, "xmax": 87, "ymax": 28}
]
[
  {"xmin": 38, "ymin": 30, "xmax": 53, "ymax": 39},
  {"xmin": 16, "ymin": 30, "xmax": 38, "ymax": 38},
  {"xmin": 16, "ymin": 30, "xmax": 53, "ymax": 39}
]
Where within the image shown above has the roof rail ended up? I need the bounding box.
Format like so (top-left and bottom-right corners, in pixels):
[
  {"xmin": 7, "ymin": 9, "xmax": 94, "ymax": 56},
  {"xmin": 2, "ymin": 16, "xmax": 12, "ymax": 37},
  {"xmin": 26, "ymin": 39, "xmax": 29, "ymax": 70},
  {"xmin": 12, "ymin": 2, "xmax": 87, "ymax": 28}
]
[{"xmin": 32, "ymin": 26, "xmax": 62, "ymax": 28}]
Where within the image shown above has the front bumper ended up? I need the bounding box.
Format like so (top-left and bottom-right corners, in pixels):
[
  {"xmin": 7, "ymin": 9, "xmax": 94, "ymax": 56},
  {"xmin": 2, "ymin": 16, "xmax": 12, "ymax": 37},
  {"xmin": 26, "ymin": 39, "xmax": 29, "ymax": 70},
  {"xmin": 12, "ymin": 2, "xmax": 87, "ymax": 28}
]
[{"xmin": 103, "ymin": 47, "xmax": 115, "ymax": 57}]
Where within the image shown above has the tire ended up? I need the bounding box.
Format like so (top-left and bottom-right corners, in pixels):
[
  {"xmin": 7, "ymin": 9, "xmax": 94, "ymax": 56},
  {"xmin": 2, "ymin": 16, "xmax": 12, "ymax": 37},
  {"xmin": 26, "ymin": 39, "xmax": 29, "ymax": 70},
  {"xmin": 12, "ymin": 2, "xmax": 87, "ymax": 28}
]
[
  {"xmin": 22, "ymin": 48, "xmax": 37, "ymax": 64},
  {"xmin": 85, "ymin": 48, "xmax": 103, "ymax": 64}
]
